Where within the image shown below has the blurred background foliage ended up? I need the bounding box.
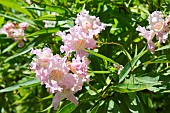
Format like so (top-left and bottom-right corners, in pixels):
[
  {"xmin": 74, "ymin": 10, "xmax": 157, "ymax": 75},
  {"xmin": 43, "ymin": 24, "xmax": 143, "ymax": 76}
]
[{"xmin": 1, "ymin": 0, "xmax": 170, "ymax": 113}]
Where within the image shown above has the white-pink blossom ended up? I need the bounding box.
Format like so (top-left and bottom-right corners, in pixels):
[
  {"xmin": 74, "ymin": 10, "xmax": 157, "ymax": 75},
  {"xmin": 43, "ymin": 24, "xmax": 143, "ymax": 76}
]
[
  {"xmin": 75, "ymin": 9, "xmax": 106, "ymax": 35},
  {"xmin": 52, "ymin": 89, "xmax": 78, "ymax": 110},
  {"xmin": 19, "ymin": 22, "xmax": 29, "ymax": 30},
  {"xmin": 136, "ymin": 26, "xmax": 156, "ymax": 53},
  {"xmin": 148, "ymin": 11, "xmax": 164, "ymax": 31},
  {"xmin": 114, "ymin": 64, "xmax": 124, "ymax": 75},
  {"xmin": 30, "ymin": 9, "xmax": 105, "ymax": 110},
  {"xmin": 57, "ymin": 25, "xmax": 97, "ymax": 55},
  {"xmin": 30, "ymin": 47, "xmax": 90, "ymax": 109},
  {"xmin": 137, "ymin": 11, "xmax": 170, "ymax": 54},
  {"xmin": 148, "ymin": 11, "xmax": 169, "ymax": 43},
  {"xmin": 0, "ymin": 22, "xmax": 29, "ymax": 47},
  {"xmin": 136, "ymin": 26, "xmax": 155, "ymax": 41},
  {"xmin": 57, "ymin": 9, "xmax": 106, "ymax": 57}
]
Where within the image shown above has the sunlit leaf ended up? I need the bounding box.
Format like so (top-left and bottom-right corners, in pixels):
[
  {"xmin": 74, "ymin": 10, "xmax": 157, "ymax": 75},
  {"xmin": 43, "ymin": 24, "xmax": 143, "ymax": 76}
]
[
  {"xmin": 2, "ymin": 41, "xmax": 18, "ymax": 54},
  {"xmin": 0, "ymin": 78, "xmax": 40, "ymax": 93},
  {"xmin": 59, "ymin": 103, "xmax": 76, "ymax": 113},
  {"xmin": 0, "ymin": 0, "xmax": 33, "ymax": 18},
  {"xmin": 26, "ymin": 28, "xmax": 59, "ymax": 37}
]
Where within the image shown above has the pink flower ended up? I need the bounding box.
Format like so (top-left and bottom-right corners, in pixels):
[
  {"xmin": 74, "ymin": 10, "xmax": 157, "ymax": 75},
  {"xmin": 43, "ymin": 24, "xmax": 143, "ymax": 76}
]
[
  {"xmin": 136, "ymin": 11, "xmax": 170, "ymax": 54},
  {"xmin": 1, "ymin": 21, "xmax": 29, "ymax": 47},
  {"xmin": 75, "ymin": 9, "xmax": 106, "ymax": 35},
  {"xmin": 3, "ymin": 22, "xmax": 14, "ymax": 31},
  {"xmin": 52, "ymin": 89, "xmax": 78, "ymax": 110},
  {"xmin": 147, "ymin": 40, "xmax": 155, "ymax": 54},
  {"xmin": 136, "ymin": 26, "xmax": 156, "ymax": 54},
  {"xmin": 19, "ymin": 22, "xmax": 29, "ymax": 30},
  {"xmin": 30, "ymin": 48, "xmax": 53, "ymax": 70},
  {"xmin": 148, "ymin": 11, "xmax": 164, "ymax": 31},
  {"xmin": 68, "ymin": 55, "xmax": 90, "ymax": 77},
  {"xmin": 30, "ymin": 47, "xmax": 90, "ymax": 109},
  {"xmin": 136, "ymin": 26, "xmax": 155, "ymax": 41},
  {"xmin": 57, "ymin": 25, "xmax": 97, "ymax": 56},
  {"xmin": 56, "ymin": 9, "xmax": 106, "ymax": 58},
  {"xmin": 45, "ymin": 55, "xmax": 77, "ymax": 93},
  {"xmin": 148, "ymin": 11, "xmax": 169, "ymax": 43},
  {"xmin": 155, "ymin": 30, "xmax": 169, "ymax": 43},
  {"xmin": 30, "ymin": 48, "xmax": 54, "ymax": 84},
  {"xmin": 30, "ymin": 9, "xmax": 105, "ymax": 110}
]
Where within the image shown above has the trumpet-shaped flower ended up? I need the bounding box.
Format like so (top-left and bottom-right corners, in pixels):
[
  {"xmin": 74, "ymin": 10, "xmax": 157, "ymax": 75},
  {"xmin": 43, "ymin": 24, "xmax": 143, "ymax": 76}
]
[
  {"xmin": 30, "ymin": 47, "xmax": 90, "ymax": 109},
  {"xmin": 136, "ymin": 26, "xmax": 156, "ymax": 53}
]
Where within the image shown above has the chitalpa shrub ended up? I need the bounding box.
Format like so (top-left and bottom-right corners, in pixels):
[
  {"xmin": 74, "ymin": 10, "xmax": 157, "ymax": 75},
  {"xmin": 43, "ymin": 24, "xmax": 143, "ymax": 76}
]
[{"xmin": 30, "ymin": 9, "xmax": 106, "ymax": 110}]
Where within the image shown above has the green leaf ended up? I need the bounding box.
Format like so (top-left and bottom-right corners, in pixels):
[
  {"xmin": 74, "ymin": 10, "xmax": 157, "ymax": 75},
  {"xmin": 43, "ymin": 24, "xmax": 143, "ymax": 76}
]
[
  {"xmin": 36, "ymin": 15, "xmax": 66, "ymax": 21},
  {"xmin": 24, "ymin": 6, "xmax": 45, "ymax": 11},
  {"xmin": 89, "ymin": 71, "xmax": 111, "ymax": 74},
  {"xmin": 91, "ymin": 102, "xmax": 101, "ymax": 113},
  {"xmin": 2, "ymin": 41, "xmax": 18, "ymax": 54},
  {"xmin": 4, "ymin": 42, "xmax": 35, "ymax": 62},
  {"xmin": 0, "ymin": 13, "xmax": 23, "ymax": 23},
  {"xmin": 0, "ymin": 0, "xmax": 33, "ymax": 18},
  {"xmin": 36, "ymin": 14, "xmax": 57, "ymax": 21},
  {"xmin": 0, "ymin": 16, "xmax": 4, "ymax": 27},
  {"xmin": 97, "ymin": 101, "xmax": 109, "ymax": 113},
  {"xmin": 38, "ymin": 104, "xmax": 52, "ymax": 112},
  {"xmin": 119, "ymin": 47, "xmax": 147, "ymax": 83},
  {"xmin": 26, "ymin": 28, "xmax": 59, "ymax": 37},
  {"xmin": 45, "ymin": 6, "xmax": 69, "ymax": 15},
  {"xmin": 59, "ymin": 103, "xmax": 76, "ymax": 113},
  {"xmin": 147, "ymin": 55, "xmax": 170, "ymax": 63},
  {"xmin": 111, "ymin": 83, "xmax": 155, "ymax": 93},
  {"xmin": 156, "ymin": 44, "xmax": 170, "ymax": 51},
  {"xmin": 0, "ymin": 78, "xmax": 40, "ymax": 93}
]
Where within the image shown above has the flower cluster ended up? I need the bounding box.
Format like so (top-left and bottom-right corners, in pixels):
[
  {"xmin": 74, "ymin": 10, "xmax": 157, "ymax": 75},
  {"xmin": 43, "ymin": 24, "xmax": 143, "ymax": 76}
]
[
  {"xmin": 30, "ymin": 48, "xmax": 90, "ymax": 109},
  {"xmin": 30, "ymin": 9, "xmax": 106, "ymax": 110},
  {"xmin": 1, "ymin": 22, "xmax": 29, "ymax": 47},
  {"xmin": 136, "ymin": 11, "xmax": 170, "ymax": 54},
  {"xmin": 57, "ymin": 9, "xmax": 106, "ymax": 58}
]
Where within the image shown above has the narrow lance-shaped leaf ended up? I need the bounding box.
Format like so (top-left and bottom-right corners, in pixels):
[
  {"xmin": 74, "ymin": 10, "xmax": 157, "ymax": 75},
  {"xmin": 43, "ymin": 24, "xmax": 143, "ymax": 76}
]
[
  {"xmin": 87, "ymin": 49, "xmax": 119, "ymax": 65},
  {"xmin": 119, "ymin": 47, "xmax": 147, "ymax": 83},
  {"xmin": 2, "ymin": 41, "xmax": 18, "ymax": 54},
  {"xmin": 143, "ymin": 55, "xmax": 170, "ymax": 64},
  {"xmin": 26, "ymin": 28, "xmax": 59, "ymax": 38},
  {"xmin": 45, "ymin": 5, "xmax": 69, "ymax": 15},
  {"xmin": 155, "ymin": 43, "xmax": 170, "ymax": 51},
  {"xmin": 111, "ymin": 83, "xmax": 156, "ymax": 93},
  {"xmin": 0, "ymin": 0, "xmax": 33, "ymax": 18},
  {"xmin": 0, "ymin": 78, "xmax": 40, "ymax": 93},
  {"xmin": 58, "ymin": 103, "xmax": 76, "ymax": 113},
  {"xmin": 91, "ymin": 102, "xmax": 101, "ymax": 113},
  {"xmin": 38, "ymin": 104, "xmax": 53, "ymax": 112},
  {"xmin": 4, "ymin": 42, "xmax": 35, "ymax": 62}
]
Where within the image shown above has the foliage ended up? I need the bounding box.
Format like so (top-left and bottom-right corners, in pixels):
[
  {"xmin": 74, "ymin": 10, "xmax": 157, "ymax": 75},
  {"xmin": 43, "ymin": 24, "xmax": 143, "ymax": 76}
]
[{"xmin": 1, "ymin": 0, "xmax": 170, "ymax": 113}]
